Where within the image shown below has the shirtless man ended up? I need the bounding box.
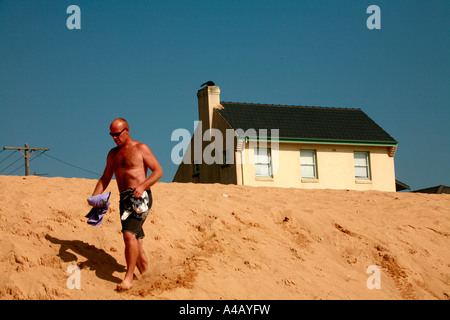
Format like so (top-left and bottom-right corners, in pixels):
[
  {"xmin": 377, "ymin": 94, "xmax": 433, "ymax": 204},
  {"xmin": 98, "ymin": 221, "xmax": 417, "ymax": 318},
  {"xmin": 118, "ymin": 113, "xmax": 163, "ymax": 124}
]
[{"xmin": 92, "ymin": 118, "xmax": 163, "ymax": 291}]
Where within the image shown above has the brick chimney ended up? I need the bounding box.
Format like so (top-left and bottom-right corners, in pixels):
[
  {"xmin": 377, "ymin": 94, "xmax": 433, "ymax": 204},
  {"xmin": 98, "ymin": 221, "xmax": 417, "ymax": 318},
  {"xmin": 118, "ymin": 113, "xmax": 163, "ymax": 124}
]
[{"xmin": 197, "ymin": 85, "xmax": 221, "ymax": 131}]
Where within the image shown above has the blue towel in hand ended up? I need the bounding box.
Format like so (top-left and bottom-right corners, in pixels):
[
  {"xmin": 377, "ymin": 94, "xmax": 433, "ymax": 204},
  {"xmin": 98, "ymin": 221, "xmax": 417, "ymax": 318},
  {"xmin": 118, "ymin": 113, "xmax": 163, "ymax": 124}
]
[{"xmin": 85, "ymin": 192, "xmax": 111, "ymax": 226}]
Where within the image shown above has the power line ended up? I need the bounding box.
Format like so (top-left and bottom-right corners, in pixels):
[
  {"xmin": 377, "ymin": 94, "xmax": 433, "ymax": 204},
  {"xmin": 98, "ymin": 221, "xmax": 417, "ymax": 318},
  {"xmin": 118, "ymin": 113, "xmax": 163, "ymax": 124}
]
[
  {"xmin": 43, "ymin": 153, "xmax": 101, "ymax": 177},
  {"xmin": 2, "ymin": 144, "xmax": 101, "ymax": 177},
  {"xmin": 3, "ymin": 144, "xmax": 50, "ymax": 176},
  {"xmin": 7, "ymin": 150, "xmax": 46, "ymax": 175},
  {"xmin": 0, "ymin": 153, "xmax": 23, "ymax": 174},
  {"xmin": 0, "ymin": 150, "xmax": 19, "ymax": 164}
]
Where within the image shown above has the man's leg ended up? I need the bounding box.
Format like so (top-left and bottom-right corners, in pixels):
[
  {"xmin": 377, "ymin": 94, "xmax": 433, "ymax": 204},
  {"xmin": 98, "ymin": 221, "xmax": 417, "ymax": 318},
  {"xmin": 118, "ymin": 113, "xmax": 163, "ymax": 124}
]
[
  {"xmin": 137, "ymin": 239, "xmax": 148, "ymax": 273},
  {"xmin": 136, "ymin": 238, "xmax": 148, "ymax": 275},
  {"xmin": 117, "ymin": 231, "xmax": 139, "ymax": 291}
]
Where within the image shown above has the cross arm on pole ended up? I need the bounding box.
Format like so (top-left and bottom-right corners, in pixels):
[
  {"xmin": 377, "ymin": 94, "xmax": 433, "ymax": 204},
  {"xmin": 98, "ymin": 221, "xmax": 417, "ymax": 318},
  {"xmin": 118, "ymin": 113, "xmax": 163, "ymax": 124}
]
[
  {"xmin": 3, "ymin": 146, "xmax": 50, "ymax": 158},
  {"xmin": 3, "ymin": 147, "xmax": 51, "ymax": 151},
  {"xmin": 3, "ymin": 144, "xmax": 50, "ymax": 176}
]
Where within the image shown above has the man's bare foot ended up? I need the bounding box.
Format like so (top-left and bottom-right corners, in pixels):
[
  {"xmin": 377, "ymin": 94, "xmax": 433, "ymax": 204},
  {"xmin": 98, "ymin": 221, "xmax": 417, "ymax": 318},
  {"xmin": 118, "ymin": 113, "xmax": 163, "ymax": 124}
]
[
  {"xmin": 139, "ymin": 269, "xmax": 150, "ymax": 279},
  {"xmin": 116, "ymin": 279, "xmax": 133, "ymax": 292}
]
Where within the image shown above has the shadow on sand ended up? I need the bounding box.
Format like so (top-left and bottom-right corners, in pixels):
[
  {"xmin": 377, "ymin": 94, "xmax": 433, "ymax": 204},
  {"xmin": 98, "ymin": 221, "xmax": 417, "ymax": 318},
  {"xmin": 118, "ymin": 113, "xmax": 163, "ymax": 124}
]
[{"xmin": 45, "ymin": 234, "xmax": 125, "ymax": 284}]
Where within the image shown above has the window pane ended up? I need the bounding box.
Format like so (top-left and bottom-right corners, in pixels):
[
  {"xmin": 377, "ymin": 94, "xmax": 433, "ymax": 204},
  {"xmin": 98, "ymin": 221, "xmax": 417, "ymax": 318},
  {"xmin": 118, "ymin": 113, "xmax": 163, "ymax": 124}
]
[
  {"xmin": 257, "ymin": 154, "xmax": 270, "ymax": 164},
  {"xmin": 354, "ymin": 152, "xmax": 368, "ymax": 166},
  {"xmin": 255, "ymin": 164, "xmax": 270, "ymax": 177},
  {"xmin": 355, "ymin": 166, "xmax": 368, "ymax": 178},
  {"xmin": 301, "ymin": 150, "xmax": 317, "ymax": 178},
  {"xmin": 354, "ymin": 152, "xmax": 370, "ymax": 179},
  {"xmin": 193, "ymin": 163, "xmax": 200, "ymax": 174},
  {"xmin": 300, "ymin": 150, "xmax": 315, "ymax": 165},
  {"xmin": 255, "ymin": 148, "xmax": 269, "ymax": 164},
  {"xmin": 302, "ymin": 165, "xmax": 315, "ymax": 178},
  {"xmin": 255, "ymin": 148, "xmax": 272, "ymax": 177},
  {"xmin": 223, "ymin": 150, "xmax": 230, "ymax": 165}
]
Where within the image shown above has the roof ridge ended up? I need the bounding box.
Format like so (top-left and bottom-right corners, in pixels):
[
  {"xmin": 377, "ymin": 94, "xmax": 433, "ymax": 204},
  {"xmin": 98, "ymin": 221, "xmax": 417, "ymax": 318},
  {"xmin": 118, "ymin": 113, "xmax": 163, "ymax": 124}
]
[{"xmin": 220, "ymin": 101, "xmax": 361, "ymax": 111}]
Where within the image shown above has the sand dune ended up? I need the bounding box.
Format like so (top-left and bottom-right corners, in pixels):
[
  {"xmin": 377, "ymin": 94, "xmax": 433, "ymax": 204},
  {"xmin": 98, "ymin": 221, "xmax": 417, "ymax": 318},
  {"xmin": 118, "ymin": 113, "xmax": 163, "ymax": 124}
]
[{"xmin": 0, "ymin": 175, "xmax": 448, "ymax": 300}]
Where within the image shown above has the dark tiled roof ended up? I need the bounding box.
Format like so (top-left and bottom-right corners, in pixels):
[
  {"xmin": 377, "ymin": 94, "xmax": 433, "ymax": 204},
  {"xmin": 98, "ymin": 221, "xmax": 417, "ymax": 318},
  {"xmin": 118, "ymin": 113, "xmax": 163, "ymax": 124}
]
[
  {"xmin": 217, "ymin": 102, "xmax": 397, "ymax": 144},
  {"xmin": 395, "ymin": 180, "xmax": 410, "ymax": 191},
  {"xmin": 412, "ymin": 185, "xmax": 450, "ymax": 194}
]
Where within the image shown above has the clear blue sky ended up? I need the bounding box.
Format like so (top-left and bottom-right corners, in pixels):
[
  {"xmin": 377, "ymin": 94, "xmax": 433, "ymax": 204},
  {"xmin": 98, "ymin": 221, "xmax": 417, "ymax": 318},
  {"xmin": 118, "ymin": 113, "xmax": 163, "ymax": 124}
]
[{"xmin": 1, "ymin": 0, "xmax": 449, "ymax": 190}]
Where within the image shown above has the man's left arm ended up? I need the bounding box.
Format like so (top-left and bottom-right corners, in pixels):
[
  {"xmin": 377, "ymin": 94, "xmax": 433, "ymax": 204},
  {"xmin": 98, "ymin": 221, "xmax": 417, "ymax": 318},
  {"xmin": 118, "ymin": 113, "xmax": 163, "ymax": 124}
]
[{"xmin": 133, "ymin": 143, "xmax": 163, "ymax": 198}]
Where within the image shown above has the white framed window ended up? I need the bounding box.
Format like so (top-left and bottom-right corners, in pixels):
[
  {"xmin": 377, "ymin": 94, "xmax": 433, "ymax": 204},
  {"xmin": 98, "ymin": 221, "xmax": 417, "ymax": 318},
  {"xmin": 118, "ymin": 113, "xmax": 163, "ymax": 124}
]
[
  {"xmin": 222, "ymin": 150, "xmax": 231, "ymax": 166},
  {"xmin": 254, "ymin": 148, "xmax": 272, "ymax": 177},
  {"xmin": 354, "ymin": 151, "xmax": 371, "ymax": 180},
  {"xmin": 300, "ymin": 149, "xmax": 318, "ymax": 179},
  {"xmin": 193, "ymin": 162, "xmax": 200, "ymax": 175}
]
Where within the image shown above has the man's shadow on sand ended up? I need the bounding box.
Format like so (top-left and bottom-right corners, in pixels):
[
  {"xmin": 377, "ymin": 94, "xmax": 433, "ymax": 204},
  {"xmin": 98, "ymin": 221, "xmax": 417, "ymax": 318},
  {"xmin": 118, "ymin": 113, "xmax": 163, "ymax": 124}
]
[{"xmin": 45, "ymin": 234, "xmax": 125, "ymax": 284}]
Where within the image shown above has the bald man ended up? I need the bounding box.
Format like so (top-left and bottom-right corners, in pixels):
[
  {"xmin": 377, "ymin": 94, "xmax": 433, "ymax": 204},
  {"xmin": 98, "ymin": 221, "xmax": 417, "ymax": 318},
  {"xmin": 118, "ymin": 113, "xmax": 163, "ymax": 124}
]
[{"xmin": 92, "ymin": 118, "xmax": 163, "ymax": 291}]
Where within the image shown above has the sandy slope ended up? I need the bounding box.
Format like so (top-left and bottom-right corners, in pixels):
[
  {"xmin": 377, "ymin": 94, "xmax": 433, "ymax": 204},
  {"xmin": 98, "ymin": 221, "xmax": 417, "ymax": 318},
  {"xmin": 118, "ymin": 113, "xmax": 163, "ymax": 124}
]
[{"xmin": 0, "ymin": 175, "xmax": 448, "ymax": 300}]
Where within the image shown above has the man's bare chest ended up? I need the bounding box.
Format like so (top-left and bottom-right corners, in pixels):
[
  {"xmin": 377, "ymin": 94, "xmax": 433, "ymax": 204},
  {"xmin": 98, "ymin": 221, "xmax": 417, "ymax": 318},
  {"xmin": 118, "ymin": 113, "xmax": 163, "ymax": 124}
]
[{"xmin": 112, "ymin": 149, "xmax": 143, "ymax": 169}]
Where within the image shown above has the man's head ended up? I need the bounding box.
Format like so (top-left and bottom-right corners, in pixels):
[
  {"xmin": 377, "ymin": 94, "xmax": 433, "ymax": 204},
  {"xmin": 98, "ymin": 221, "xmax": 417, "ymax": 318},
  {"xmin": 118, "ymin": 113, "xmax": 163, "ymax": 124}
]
[{"xmin": 110, "ymin": 118, "xmax": 130, "ymax": 146}]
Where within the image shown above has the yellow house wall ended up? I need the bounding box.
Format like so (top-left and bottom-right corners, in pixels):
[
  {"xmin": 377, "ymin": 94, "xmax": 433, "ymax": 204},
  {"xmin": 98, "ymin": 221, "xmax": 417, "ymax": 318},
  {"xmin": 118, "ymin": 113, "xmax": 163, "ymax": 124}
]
[{"xmin": 239, "ymin": 142, "xmax": 396, "ymax": 192}]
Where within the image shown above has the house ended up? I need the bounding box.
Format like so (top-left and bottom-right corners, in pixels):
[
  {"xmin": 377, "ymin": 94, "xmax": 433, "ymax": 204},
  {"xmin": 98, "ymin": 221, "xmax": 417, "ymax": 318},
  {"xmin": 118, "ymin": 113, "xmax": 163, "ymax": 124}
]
[
  {"xmin": 395, "ymin": 180, "xmax": 411, "ymax": 192},
  {"xmin": 173, "ymin": 85, "xmax": 399, "ymax": 192},
  {"xmin": 412, "ymin": 185, "xmax": 450, "ymax": 194}
]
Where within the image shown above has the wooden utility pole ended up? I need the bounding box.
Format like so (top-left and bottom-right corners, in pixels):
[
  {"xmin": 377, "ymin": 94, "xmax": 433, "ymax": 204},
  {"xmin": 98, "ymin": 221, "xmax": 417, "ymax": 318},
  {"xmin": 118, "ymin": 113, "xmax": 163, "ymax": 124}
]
[{"xmin": 3, "ymin": 144, "xmax": 50, "ymax": 176}]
